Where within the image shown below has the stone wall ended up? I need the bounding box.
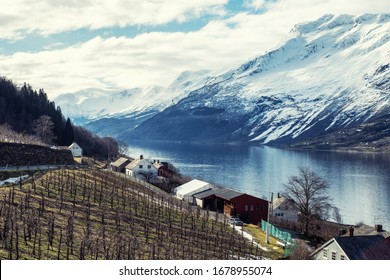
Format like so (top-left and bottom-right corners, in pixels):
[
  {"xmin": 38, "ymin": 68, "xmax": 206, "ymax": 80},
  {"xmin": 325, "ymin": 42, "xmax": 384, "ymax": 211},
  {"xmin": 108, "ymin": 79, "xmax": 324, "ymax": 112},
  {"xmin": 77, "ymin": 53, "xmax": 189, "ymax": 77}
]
[{"xmin": 0, "ymin": 143, "xmax": 75, "ymax": 166}]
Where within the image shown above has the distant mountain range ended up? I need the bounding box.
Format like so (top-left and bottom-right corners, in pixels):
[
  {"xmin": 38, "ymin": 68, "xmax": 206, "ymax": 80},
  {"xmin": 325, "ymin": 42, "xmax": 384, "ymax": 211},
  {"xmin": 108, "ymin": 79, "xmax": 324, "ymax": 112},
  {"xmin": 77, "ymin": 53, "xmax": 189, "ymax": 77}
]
[{"xmin": 55, "ymin": 14, "xmax": 390, "ymax": 149}]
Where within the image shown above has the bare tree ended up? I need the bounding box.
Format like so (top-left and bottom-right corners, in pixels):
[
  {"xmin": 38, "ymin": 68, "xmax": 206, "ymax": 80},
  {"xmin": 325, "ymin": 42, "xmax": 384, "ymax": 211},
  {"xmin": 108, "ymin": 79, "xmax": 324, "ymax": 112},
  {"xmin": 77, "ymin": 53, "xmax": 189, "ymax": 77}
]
[
  {"xmin": 283, "ymin": 167, "xmax": 335, "ymax": 237},
  {"xmin": 332, "ymin": 207, "xmax": 343, "ymax": 224},
  {"xmin": 118, "ymin": 140, "xmax": 129, "ymax": 156},
  {"xmin": 288, "ymin": 239, "xmax": 312, "ymax": 260},
  {"xmin": 32, "ymin": 115, "xmax": 55, "ymax": 144},
  {"xmin": 137, "ymin": 171, "xmax": 156, "ymax": 183}
]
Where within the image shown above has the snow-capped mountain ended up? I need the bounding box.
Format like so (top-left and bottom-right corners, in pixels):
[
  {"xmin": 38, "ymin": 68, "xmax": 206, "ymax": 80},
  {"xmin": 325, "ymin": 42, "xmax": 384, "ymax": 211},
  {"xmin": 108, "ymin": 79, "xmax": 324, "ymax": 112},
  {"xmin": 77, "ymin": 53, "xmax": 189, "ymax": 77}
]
[
  {"xmin": 56, "ymin": 14, "xmax": 390, "ymax": 145},
  {"xmin": 54, "ymin": 69, "xmax": 213, "ymax": 124}
]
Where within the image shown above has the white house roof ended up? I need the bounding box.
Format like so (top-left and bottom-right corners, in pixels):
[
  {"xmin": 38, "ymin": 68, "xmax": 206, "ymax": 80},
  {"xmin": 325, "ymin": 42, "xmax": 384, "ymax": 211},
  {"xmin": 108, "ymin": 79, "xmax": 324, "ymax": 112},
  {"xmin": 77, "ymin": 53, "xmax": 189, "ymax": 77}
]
[
  {"xmin": 174, "ymin": 179, "xmax": 210, "ymax": 197},
  {"xmin": 68, "ymin": 142, "xmax": 81, "ymax": 149}
]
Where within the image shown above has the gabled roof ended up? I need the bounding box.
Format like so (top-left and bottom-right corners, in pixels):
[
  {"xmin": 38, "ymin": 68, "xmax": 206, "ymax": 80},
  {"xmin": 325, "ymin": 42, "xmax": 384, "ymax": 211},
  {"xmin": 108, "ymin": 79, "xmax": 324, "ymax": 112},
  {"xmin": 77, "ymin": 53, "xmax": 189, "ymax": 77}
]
[
  {"xmin": 273, "ymin": 196, "xmax": 295, "ymax": 210},
  {"xmin": 311, "ymin": 235, "xmax": 390, "ymax": 260},
  {"xmin": 125, "ymin": 158, "xmax": 157, "ymax": 171},
  {"xmin": 153, "ymin": 162, "xmax": 163, "ymax": 169},
  {"xmin": 336, "ymin": 235, "xmax": 390, "ymax": 260},
  {"xmin": 193, "ymin": 189, "xmax": 217, "ymax": 199},
  {"xmin": 174, "ymin": 179, "xmax": 210, "ymax": 197},
  {"xmin": 68, "ymin": 142, "xmax": 81, "ymax": 149},
  {"xmin": 214, "ymin": 188, "xmax": 243, "ymax": 200},
  {"xmin": 125, "ymin": 158, "xmax": 141, "ymax": 170},
  {"xmin": 111, "ymin": 157, "xmax": 131, "ymax": 167}
]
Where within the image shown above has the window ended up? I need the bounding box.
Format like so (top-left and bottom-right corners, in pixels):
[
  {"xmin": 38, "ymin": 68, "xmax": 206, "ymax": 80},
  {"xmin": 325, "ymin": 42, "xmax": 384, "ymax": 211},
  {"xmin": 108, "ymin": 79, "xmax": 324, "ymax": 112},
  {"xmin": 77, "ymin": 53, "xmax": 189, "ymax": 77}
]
[
  {"xmin": 323, "ymin": 249, "xmax": 328, "ymax": 258},
  {"xmin": 250, "ymin": 205, "xmax": 254, "ymax": 211},
  {"xmin": 139, "ymin": 165, "xmax": 143, "ymax": 169},
  {"xmin": 147, "ymin": 165, "xmax": 151, "ymax": 169},
  {"xmin": 245, "ymin": 205, "xmax": 248, "ymax": 211},
  {"xmin": 340, "ymin": 255, "xmax": 346, "ymax": 260},
  {"xmin": 331, "ymin": 251, "xmax": 336, "ymax": 260}
]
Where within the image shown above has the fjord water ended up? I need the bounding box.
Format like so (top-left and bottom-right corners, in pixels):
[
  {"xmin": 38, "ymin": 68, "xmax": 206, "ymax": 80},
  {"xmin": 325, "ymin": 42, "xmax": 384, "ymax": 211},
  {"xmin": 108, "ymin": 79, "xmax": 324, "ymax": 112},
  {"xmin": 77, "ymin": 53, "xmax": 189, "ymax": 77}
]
[{"xmin": 126, "ymin": 141, "xmax": 390, "ymax": 230}]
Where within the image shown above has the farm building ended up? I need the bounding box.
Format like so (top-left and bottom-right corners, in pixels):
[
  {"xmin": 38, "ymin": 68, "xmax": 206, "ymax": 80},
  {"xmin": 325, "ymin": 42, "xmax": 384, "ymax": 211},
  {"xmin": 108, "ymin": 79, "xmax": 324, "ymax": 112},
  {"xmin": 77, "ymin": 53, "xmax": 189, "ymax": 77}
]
[
  {"xmin": 194, "ymin": 188, "xmax": 269, "ymax": 225},
  {"xmin": 111, "ymin": 157, "xmax": 132, "ymax": 173},
  {"xmin": 174, "ymin": 179, "xmax": 211, "ymax": 204}
]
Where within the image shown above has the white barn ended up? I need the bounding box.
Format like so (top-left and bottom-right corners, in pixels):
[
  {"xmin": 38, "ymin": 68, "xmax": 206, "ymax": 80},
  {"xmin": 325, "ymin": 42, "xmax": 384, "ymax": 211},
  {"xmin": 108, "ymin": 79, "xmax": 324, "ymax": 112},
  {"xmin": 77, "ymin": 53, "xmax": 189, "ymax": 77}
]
[
  {"xmin": 174, "ymin": 179, "xmax": 211, "ymax": 204},
  {"xmin": 68, "ymin": 142, "xmax": 83, "ymax": 157}
]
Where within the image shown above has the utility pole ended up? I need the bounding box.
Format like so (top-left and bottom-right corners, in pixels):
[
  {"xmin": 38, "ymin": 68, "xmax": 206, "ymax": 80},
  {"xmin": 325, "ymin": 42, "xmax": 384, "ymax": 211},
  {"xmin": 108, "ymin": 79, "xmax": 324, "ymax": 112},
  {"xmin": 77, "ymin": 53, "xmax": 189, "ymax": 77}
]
[{"xmin": 265, "ymin": 192, "xmax": 273, "ymax": 244}]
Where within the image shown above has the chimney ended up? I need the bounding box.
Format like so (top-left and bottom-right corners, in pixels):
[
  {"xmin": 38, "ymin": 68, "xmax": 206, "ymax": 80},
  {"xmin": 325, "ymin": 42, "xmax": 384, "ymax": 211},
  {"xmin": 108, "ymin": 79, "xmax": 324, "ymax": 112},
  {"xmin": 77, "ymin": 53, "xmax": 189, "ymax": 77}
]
[
  {"xmin": 349, "ymin": 226, "xmax": 354, "ymax": 237},
  {"xmin": 375, "ymin": 224, "xmax": 383, "ymax": 232}
]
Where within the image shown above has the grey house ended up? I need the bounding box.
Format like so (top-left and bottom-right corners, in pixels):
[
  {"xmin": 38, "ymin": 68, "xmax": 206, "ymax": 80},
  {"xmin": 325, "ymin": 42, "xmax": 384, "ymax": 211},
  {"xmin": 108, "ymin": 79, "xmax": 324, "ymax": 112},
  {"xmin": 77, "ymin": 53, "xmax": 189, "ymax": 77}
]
[{"xmin": 310, "ymin": 234, "xmax": 390, "ymax": 260}]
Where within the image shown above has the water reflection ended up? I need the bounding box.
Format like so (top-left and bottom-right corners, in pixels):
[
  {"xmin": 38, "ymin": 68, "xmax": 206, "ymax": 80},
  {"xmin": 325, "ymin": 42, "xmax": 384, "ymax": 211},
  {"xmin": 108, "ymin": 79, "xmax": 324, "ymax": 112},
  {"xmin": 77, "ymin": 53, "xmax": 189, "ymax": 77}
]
[{"xmin": 126, "ymin": 140, "xmax": 390, "ymax": 230}]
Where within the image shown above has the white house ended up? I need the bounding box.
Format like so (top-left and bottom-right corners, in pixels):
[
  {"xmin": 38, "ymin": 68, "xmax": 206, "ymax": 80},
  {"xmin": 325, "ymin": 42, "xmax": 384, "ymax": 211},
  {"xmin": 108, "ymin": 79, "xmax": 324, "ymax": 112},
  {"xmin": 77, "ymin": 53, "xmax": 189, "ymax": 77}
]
[
  {"xmin": 68, "ymin": 142, "xmax": 82, "ymax": 157},
  {"xmin": 174, "ymin": 179, "xmax": 211, "ymax": 204},
  {"xmin": 125, "ymin": 155, "xmax": 158, "ymax": 180},
  {"xmin": 272, "ymin": 195, "xmax": 298, "ymax": 222}
]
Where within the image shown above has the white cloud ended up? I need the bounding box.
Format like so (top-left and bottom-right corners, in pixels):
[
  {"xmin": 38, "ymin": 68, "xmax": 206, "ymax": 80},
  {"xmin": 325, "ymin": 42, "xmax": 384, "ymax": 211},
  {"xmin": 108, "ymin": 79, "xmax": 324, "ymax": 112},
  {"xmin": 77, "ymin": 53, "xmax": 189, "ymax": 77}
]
[
  {"xmin": 1, "ymin": 0, "xmax": 390, "ymax": 97},
  {"xmin": 0, "ymin": 0, "xmax": 228, "ymax": 39},
  {"xmin": 244, "ymin": 0, "xmax": 267, "ymax": 10}
]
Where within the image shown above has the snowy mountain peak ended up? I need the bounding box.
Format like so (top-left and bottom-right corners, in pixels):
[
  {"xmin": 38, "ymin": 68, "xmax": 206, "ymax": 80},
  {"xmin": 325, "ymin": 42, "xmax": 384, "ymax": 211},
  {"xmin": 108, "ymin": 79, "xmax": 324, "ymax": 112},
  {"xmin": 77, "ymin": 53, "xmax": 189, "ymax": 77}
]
[
  {"xmin": 292, "ymin": 13, "xmax": 390, "ymax": 35},
  {"xmin": 55, "ymin": 14, "xmax": 390, "ymax": 144}
]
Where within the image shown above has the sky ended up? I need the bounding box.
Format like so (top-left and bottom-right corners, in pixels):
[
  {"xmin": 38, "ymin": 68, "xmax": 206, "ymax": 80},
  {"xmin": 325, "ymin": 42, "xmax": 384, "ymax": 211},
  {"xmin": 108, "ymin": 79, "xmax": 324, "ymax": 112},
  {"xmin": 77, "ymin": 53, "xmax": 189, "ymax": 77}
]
[{"xmin": 0, "ymin": 0, "xmax": 389, "ymax": 97}]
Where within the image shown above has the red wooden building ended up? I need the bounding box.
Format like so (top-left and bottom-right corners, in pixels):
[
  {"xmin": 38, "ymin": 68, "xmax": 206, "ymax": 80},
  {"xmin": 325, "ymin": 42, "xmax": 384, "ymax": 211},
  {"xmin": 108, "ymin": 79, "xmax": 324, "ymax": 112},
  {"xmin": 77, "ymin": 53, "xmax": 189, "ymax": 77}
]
[{"xmin": 194, "ymin": 188, "xmax": 269, "ymax": 225}]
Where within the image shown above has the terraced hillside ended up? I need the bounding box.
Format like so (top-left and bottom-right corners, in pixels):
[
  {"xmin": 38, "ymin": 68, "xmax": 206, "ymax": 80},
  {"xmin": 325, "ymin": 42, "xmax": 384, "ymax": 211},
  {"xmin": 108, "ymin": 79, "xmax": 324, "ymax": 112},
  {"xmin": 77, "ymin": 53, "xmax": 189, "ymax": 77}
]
[{"xmin": 0, "ymin": 168, "xmax": 274, "ymax": 260}]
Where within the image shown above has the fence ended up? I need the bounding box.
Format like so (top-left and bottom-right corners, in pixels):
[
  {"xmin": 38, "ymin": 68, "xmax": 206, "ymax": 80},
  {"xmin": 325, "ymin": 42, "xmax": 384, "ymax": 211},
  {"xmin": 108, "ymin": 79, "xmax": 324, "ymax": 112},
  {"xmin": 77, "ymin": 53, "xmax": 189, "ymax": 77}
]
[{"xmin": 261, "ymin": 220, "xmax": 295, "ymax": 257}]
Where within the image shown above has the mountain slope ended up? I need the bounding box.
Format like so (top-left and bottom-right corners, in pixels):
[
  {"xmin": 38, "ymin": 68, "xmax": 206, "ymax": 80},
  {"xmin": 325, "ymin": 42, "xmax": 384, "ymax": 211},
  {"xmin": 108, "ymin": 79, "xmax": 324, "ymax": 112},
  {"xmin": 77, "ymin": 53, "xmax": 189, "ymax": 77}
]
[
  {"xmin": 290, "ymin": 113, "xmax": 390, "ymax": 152},
  {"xmin": 127, "ymin": 13, "xmax": 390, "ymax": 144},
  {"xmin": 54, "ymin": 69, "xmax": 214, "ymax": 136},
  {"xmin": 55, "ymin": 14, "xmax": 390, "ymax": 145}
]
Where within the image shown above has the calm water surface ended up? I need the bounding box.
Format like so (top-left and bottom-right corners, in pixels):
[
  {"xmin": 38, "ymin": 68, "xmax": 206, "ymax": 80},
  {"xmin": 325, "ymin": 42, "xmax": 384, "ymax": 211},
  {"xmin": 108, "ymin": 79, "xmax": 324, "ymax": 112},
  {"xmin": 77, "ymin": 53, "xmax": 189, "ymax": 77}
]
[{"xmin": 126, "ymin": 141, "xmax": 390, "ymax": 230}]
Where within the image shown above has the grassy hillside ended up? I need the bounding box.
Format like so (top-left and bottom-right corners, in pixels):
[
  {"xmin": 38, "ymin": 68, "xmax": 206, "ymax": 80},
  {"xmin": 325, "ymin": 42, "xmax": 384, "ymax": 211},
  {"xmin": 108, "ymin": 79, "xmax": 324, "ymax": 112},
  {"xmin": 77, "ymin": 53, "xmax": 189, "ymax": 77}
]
[{"xmin": 0, "ymin": 168, "xmax": 278, "ymax": 260}]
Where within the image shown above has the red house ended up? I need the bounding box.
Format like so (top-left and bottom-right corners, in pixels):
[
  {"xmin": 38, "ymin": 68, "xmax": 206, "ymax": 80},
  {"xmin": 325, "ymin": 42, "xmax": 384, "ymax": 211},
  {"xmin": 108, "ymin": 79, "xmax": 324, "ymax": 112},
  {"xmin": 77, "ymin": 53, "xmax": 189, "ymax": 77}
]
[
  {"xmin": 194, "ymin": 187, "xmax": 269, "ymax": 225},
  {"xmin": 152, "ymin": 161, "xmax": 174, "ymax": 178}
]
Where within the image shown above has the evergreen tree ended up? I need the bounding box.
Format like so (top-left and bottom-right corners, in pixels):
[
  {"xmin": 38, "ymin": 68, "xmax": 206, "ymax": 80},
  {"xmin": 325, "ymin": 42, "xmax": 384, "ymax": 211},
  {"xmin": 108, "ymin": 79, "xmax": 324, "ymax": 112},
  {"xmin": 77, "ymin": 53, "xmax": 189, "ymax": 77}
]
[{"xmin": 62, "ymin": 118, "xmax": 74, "ymax": 146}]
